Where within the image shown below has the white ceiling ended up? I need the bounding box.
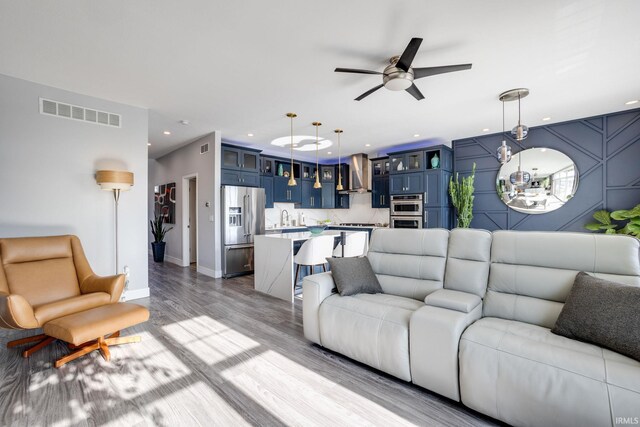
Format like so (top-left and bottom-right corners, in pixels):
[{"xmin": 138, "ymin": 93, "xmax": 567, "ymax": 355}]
[{"xmin": 1, "ymin": 0, "xmax": 639, "ymax": 160}]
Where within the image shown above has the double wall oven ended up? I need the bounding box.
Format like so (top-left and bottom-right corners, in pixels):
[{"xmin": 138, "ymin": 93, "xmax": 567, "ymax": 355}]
[{"xmin": 390, "ymin": 194, "xmax": 423, "ymax": 229}]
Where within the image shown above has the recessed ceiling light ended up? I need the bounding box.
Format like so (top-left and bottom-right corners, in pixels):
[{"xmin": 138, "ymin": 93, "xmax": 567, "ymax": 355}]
[
  {"xmin": 365, "ymin": 144, "xmax": 371, "ymax": 147},
  {"xmin": 247, "ymin": 133, "xmax": 254, "ymax": 137},
  {"xmin": 413, "ymin": 134, "xmax": 420, "ymax": 138},
  {"xmin": 179, "ymin": 120, "xmax": 190, "ymax": 125},
  {"xmin": 482, "ymin": 128, "xmax": 490, "ymax": 132},
  {"xmin": 163, "ymin": 131, "xmax": 171, "ymax": 135},
  {"xmin": 626, "ymin": 100, "xmax": 639, "ymax": 105},
  {"xmin": 147, "ymin": 143, "xmax": 151, "ymax": 146},
  {"xmin": 327, "ymin": 151, "xmax": 332, "ymax": 154},
  {"xmin": 542, "ymin": 117, "xmax": 551, "ymax": 121},
  {"xmin": 540, "ymin": 148, "xmax": 547, "ymax": 152}
]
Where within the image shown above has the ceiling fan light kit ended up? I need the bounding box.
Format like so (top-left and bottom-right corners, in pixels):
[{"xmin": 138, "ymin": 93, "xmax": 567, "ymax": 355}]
[{"xmin": 335, "ymin": 37, "xmax": 472, "ymax": 101}]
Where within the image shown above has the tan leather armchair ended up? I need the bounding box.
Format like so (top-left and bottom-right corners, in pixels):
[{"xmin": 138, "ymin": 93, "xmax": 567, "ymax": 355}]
[{"xmin": 0, "ymin": 235, "xmax": 124, "ymax": 355}]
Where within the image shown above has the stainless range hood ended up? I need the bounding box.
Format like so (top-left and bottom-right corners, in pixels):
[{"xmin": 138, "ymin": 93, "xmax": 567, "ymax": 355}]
[{"xmin": 347, "ymin": 153, "xmax": 370, "ymax": 193}]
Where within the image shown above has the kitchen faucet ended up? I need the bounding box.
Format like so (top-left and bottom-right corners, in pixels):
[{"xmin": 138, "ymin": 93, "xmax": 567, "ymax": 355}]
[{"xmin": 281, "ymin": 209, "xmax": 289, "ymax": 227}]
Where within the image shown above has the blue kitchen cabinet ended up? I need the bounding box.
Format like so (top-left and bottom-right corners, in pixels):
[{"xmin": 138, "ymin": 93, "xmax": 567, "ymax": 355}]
[
  {"xmin": 261, "ymin": 175, "xmax": 274, "ymax": 208},
  {"xmin": 389, "ymin": 150, "xmax": 424, "ymax": 174},
  {"xmin": 274, "ymin": 176, "xmax": 301, "ymax": 203},
  {"xmin": 372, "ymin": 176, "xmax": 389, "ymax": 208},
  {"xmin": 389, "ymin": 171, "xmax": 423, "ymax": 194},
  {"xmin": 424, "ymin": 170, "xmax": 452, "ymax": 207},
  {"xmin": 321, "ymin": 183, "xmax": 335, "ymax": 208},
  {"xmin": 221, "ymin": 169, "xmax": 260, "ymax": 187},
  {"xmin": 222, "ymin": 145, "xmax": 260, "ymax": 172},
  {"xmin": 301, "ymin": 180, "xmax": 322, "ymax": 208}
]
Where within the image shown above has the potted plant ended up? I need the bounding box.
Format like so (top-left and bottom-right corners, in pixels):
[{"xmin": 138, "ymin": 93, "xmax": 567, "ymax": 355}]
[
  {"xmin": 449, "ymin": 163, "xmax": 476, "ymax": 228},
  {"xmin": 150, "ymin": 214, "xmax": 173, "ymax": 262},
  {"xmin": 585, "ymin": 204, "xmax": 640, "ymax": 237}
]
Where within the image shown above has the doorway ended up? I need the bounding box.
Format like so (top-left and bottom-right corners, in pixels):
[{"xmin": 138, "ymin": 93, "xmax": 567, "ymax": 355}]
[
  {"xmin": 188, "ymin": 178, "xmax": 197, "ymax": 264},
  {"xmin": 181, "ymin": 173, "xmax": 198, "ymax": 267}
]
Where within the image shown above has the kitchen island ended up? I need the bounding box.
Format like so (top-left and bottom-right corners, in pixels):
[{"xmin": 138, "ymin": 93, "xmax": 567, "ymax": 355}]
[{"xmin": 254, "ymin": 230, "xmax": 368, "ymax": 302}]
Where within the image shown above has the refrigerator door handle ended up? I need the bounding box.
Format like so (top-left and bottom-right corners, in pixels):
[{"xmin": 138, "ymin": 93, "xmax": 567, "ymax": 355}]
[
  {"xmin": 243, "ymin": 194, "xmax": 249, "ymax": 236},
  {"xmin": 247, "ymin": 194, "xmax": 253, "ymax": 236}
]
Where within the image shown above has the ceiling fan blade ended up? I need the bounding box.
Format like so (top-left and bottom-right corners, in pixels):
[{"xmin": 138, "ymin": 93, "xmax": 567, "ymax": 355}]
[
  {"xmin": 335, "ymin": 67, "xmax": 382, "ymax": 75},
  {"xmin": 413, "ymin": 63, "xmax": 472, "ymax": 79},
  {"xmin": 396, "ymin": 38, "xmax": 423, "ymax": 71},
  {"xmin": 406, "ymin": 84, "xmax": 425, "ymax": 101},
  {"xmin": 355, "ymin": 84, "xmax": 384, "ymax": 101}
]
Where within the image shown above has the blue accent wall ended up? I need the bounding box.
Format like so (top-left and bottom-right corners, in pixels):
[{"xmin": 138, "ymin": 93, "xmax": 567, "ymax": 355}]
[{"xmin": 452, "ymin": 108, "xmax": 640, "ymax": 231}]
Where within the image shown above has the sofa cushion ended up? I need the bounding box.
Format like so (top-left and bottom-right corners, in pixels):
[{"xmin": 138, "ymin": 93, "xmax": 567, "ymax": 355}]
[
  {"xmin": 485, "ymin": 231, "xmax": 640, "ymax": 329},
  {"xmin": 33, "ymin": 292, "xmax": 111, "ymax": 325},
  {"xmin": 367, "ymin": 229, "xmax": 449, "ymax": 301},
  {"xmin": 459, "ymin": 317, "xmax": 640, "ymax": 426},
  {"xmin": 4, "ymin": 258, "xmax": 80, "ymax": 307},
  {"xmin": 552, "ymin": 272, "xmax": 640, "ymax": 361},
  {"xmin": 326, "ymin": 256, "xmax": 382, "ymax": 296},
  {"xmin": 318, "ymin": 293, "xmax": 423, "ymax": 381}
]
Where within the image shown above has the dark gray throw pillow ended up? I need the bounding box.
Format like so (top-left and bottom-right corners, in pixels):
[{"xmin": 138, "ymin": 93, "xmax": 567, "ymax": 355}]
[
  {"xmin": 551, "ymin": 272, "xmax": 640, "ymax": 362},
  {"xmin": 326, "ymin": 256, "xmax": 383, "ymax": 296}
]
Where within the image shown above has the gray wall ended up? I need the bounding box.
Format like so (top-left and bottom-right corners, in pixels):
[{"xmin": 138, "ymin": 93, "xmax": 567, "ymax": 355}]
[
  {"xmin": 0, "ymin": 74, "xmax": 149, "ymax": 298},
  {"xmin": 453, "ymin": 108, "xmax": 640, "ymax": 231},
  {"xmin": 149, "ymin": 133, "xmax": 221, "ymax": 276}
]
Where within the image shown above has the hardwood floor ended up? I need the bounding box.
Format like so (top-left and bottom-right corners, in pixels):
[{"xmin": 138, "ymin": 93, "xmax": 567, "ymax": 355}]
[{"xmin": 0, "ymin": 260, "xmax": 500, "ymax": 427}]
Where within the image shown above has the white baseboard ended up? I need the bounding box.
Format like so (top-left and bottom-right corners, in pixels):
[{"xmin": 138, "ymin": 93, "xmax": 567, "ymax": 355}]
[
  {"xmin": 124, "ymin": 287, "xmax": 150, "ymax": 301},
  {"xmin": 197, "ymin": 265, "xmax": 218, "ymax": 278},
  {"xmin": 164, "ymin": 255, "xmax": 183, "ymax": 266}
]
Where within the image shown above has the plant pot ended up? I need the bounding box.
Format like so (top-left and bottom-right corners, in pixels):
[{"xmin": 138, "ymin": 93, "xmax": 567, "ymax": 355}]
[{"xmin": 151, "ymin": 242, "xmax": 166, "ymax": 263}]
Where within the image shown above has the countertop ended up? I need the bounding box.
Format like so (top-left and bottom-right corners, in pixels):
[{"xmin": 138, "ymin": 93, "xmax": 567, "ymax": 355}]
[
  {"xmin": 266, "ymin": 224, "xmax": 388, "ymax": 230},
  {"xmin": 257, "ymin": 230, "xmax": 367, "ymax": 242}
]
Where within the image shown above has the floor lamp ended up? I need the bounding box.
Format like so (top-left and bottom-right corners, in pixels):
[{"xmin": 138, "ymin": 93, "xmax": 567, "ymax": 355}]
[{"xmin": 96, "ymin": 170, "xmax": 134, "ymax": 274}]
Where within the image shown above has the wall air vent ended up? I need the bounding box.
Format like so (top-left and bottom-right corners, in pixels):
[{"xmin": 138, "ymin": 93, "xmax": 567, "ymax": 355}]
[
  {"xmin": 200, "ymin": 143, "xmax": 209, "ymax": 154},
  {"xmin": 39, "ymin": 98, "xmax": 121, "ymax": 128}
]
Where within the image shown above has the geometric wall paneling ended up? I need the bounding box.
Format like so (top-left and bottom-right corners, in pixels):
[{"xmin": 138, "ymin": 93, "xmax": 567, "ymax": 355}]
[
  {"xmin": 586, "ymin": 117, "xmax": 604, "ymax": 131},
  {"xmin": 453, "ymin": 108, "xmax": 640, "ymax": 231},
  {"xmin": 549, "ymin": 121, "xmax": 603, "ymax": 158},
  {"xmin": 607, "ymin": 188, "xmax": 640, "ymax": 212},
  {"xmin": 606, "ymin": 109, "xmax": 640, "ymax": 139},
  {"xmin": 606, "ymin": 113, "xmax": 640, "ymax": 155},
  {"xmin": 607, "ymin": 139, "xmax": 640, "ymax": 187}
]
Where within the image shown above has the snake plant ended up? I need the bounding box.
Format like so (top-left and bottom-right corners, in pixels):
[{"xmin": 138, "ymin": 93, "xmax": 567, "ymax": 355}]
[{"xmin": 449, "ymin": 163, "xmax": 476, "ymax": 228}]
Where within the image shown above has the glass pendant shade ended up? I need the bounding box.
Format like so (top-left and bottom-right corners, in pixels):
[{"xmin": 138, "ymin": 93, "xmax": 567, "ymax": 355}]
[
  {"xmin": 511, "ymin": 124, "xmax": 529, "ymax": 141},
  {"xmin": 286, "ymin": 113, "xmax": 297, "ymax": 186},
  {"xmin": 497, "ymin": 140, "xmax": 512, "ymax": 164}
]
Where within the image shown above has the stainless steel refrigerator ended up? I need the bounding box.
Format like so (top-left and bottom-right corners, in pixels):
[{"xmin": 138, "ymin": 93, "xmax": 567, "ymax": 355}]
[{"xmin": 221, "ymin": 185, "xmax": 265, "ymax": 278}]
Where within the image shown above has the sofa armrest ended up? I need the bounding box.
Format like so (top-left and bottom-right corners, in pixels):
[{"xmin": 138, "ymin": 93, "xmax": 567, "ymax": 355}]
[
  {"xmin": 0, "ymin": 292, "xmax": 40, "ymax": 329},
  {"xmin": 425, "ymin": 289, "xmax": 481, "ymax": 313},
  {"xmin": 80, "ymin": 274, "xmax": 126, "ymax": 303},
  {"xmin": 302, "ymin": 272, "xmax": 337, "ymax": 345},
  {"xmin": 410, "ymin": 301, "xmax": 482, "ymax": 401}
]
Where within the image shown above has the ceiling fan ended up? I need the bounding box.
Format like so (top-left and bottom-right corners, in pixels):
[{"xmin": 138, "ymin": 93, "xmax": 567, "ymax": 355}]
[{"xmin": 335, "ymin": 37, "xmax": 472, "ymax": 101}]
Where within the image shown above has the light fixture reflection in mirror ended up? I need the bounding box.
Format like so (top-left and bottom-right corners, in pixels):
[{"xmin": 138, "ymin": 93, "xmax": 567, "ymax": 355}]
[{"xmin": 496, "ymin": 148, "xmax": 579, "ymax": 214}]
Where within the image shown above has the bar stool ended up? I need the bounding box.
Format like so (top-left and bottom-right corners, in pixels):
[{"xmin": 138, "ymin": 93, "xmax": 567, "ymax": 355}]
[
  {"xmin": 294, "ymin": 235, "xmax": 335, "ymax": 285},
  {"xmin": 333, "ymin": 232, "xmax": 369, "ymax": 258}
]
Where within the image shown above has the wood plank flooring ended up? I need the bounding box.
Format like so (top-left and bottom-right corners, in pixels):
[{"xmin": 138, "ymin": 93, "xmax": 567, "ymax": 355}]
[{"xmin": 0, "ymin": 260, "xmax": 500, "ymax": 427}]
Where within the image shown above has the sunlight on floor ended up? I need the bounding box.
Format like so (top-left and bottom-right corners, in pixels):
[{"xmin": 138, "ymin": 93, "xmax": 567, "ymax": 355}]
[
  {"xmin": 162, "ymin": 316, "xmax": 260, "ymax": 366},
  {"xmin": 221, "ymin": 349, "xmax": 416, "ymax": 426}
]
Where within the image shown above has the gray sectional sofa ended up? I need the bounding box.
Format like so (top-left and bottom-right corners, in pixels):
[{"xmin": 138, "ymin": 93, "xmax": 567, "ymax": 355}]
[{"xmin": 302, "ymin": 228, "xmax": 640, "ymax": 427}]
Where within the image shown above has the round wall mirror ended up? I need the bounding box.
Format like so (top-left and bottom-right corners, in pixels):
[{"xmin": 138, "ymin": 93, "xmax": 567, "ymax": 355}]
[{"xmin": 496, "ymin": 148, "xmax": 579, "ymax": 214}]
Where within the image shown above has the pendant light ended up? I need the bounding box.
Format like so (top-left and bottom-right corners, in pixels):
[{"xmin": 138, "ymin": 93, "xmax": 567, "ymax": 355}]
[
  {"xmin": 286, "ymin": 113, "xmax": 297, "ymax": 186},
  {"xmin": 312, "ymin": 122, "xmax": 322, "ymax": 189},
  {"xmin": 512, "ymin": 92, "xmax": 529, "ymax": 141},
  {"xmin": 499, "ymin": 88, "xmax": 530, "ymax": 185},
  {"xmin": 496, "ymin": 100, "xmax": 512, "ymax": 164},
  {"xmin": 335, "ymin": 129, "xmax": 344, "ymax": 191}
]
